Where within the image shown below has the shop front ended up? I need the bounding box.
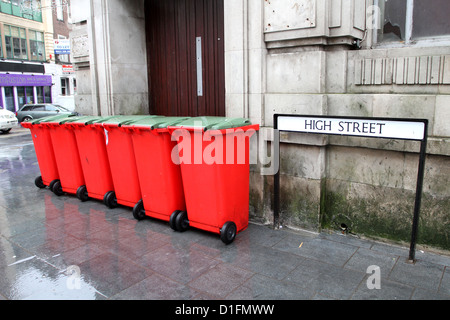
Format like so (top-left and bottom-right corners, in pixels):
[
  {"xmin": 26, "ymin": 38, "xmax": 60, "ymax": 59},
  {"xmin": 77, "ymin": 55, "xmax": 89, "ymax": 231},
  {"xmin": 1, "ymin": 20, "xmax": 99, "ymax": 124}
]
[{"xmin": 0, "ymin": 73, "xmax": 52, "ymax": 112}]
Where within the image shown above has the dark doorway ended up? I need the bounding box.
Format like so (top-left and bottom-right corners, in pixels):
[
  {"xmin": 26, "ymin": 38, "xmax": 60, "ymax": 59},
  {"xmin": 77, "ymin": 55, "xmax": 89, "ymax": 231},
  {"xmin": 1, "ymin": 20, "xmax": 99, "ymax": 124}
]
[{"xmin": 145, "ymin": 0, "xmax": 225, "ymax": 117}]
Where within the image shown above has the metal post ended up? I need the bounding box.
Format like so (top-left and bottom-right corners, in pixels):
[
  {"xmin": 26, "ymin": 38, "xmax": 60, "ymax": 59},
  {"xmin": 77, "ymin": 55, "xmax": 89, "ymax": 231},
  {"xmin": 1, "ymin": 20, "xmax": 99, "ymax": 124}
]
[
  {"xmin": 273, "ymin": 115, "xmax": 280, "ymax": 229},
  {"xmin": 408, "ymin": 120, "xmax": 428, "ymax": 262}
]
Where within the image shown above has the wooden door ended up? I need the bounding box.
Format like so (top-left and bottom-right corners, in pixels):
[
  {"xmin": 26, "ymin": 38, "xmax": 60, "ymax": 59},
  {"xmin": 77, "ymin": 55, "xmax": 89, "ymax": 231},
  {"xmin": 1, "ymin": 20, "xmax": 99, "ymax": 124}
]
[{"xmin": 145, "ymin": 0, "xmax": 225, "ymax": 117}]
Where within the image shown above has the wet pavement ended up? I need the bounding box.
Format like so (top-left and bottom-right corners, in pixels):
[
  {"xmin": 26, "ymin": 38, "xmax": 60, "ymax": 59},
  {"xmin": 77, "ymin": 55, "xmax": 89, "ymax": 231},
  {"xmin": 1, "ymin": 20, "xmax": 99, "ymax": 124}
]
[{"xmin": 0, "ymin": 125, "xmax": 449, "ymax": 301}]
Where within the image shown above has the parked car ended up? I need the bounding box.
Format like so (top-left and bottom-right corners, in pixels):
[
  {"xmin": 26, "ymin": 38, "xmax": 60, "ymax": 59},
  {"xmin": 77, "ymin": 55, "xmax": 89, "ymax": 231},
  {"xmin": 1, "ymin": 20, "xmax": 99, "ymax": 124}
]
[
  {"xmin": 16, "ymin": 104, "xmax": 79, "ymax": 123},
  {"xmin": 0, "ymin": 108, "xmax": 19, "ymax": 134}
]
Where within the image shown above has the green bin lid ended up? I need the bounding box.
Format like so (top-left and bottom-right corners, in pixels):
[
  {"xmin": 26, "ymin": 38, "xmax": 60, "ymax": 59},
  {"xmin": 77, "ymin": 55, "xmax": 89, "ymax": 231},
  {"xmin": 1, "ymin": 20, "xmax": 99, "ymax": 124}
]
[
  {"xmin": 59, "ymin": 115, "xmax": 116, "ymax": 125},
  {"xmin": 173, "ymin": 116, "xmax": 252, "ymax": 131},
  {"xmin": 101, "ymin": 115, "xmax": 162, "ymax": 126},
  {"xmin": 31, "ymin": 114, "xmax": 77, "ymax": 124},
  {"xmin": 122, "ymin": 116, "xmax": 190, "ymax": 129}
]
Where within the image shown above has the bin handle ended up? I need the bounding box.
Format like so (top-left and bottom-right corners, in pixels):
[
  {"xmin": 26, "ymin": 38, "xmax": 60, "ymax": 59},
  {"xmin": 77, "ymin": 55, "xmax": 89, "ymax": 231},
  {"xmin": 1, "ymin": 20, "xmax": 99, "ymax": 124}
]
[
  {"xmin": 167, "ymin": 124, "xmax": 260, "ymax": 135},
  {"xmin": 119, "ymin": 125, "xmax": 135, "ymax": 133},
  {"xmin": 167, "ymin": 126, "xmax": 204, "ymax": 135},
  {"xmin": 98, "ymin": 123, "xmax": 117, "ymax": 129},
  {"xmin": 126, "ymin": 125, "xmax": 155, "ymax": 131},
  {"xmin": 63, "ymin": 122, "xmax": 84, "ymax": 128},
  {"xmin": 88, "ymin": 124, "xmax": 101, "ymax": 130}
]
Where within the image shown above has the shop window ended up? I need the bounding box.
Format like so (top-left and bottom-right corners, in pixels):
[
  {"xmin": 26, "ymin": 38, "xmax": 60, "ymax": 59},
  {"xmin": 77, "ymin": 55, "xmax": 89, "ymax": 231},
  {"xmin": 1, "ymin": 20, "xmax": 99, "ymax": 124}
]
[
  {"xmin": 17, "ymin": 86, "xmax": 26, "ymax": 109},
  {"xmin": 378, "ymin": 0, "xmax": 450, "ymax": 44},
  {"xmin": 4, "ymin": 25, "xmax": 27, "ymax": 60},
  {"xmin": 17, "ymin": 86, "xmax": 35, "ymax": 108},
  {"xmin": 36, "ymin": 86, "xmax": 44, "ymax": 103},
  {"xmin": 4, "ymin": 86, "xmax": 15, "ymax": 112},
  {"xmin": 26, "ymin": 86, "xmax": 33, "ymax": 104},
  {"xmin": 44, "ymin": 86, "xmax": 51, "ymax": 103}
]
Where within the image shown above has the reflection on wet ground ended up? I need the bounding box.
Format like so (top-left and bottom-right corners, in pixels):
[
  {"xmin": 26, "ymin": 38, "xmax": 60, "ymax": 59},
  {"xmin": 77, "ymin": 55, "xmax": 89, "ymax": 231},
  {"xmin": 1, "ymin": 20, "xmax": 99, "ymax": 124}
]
[{"xmin": 1, "ymin": 127, "xmax": 449, "ymax": 300}]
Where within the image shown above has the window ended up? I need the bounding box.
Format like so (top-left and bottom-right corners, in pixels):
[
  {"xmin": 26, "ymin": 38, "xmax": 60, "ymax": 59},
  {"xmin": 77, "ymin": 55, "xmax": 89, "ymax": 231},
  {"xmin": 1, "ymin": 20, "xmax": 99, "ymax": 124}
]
[
  {"xmin": 4, "ymin": 86, "xmax": 15, "ymax": 112},
  {"xmin": 4, "ymin": 25, "xmax": 27, "ymax": 60},
  {"xmin": 36, "ymin": 86, "xmax": 44, "ymax": 103},
  {"xmin": 0, "ymin": 0, "xmax": 42, "ymax": 22},
  {"xmin": 44, "ymin": 86, "xmax": 51, "ymax": 102},
  {"xmin": 0, "ymin": 0, "xmax": 13, "ymax": 15},
  {"xmin": 29, "ymin": 30, "xmax": 45, "ymax": 61},
  {"xmin": 17, "ymin": 86, "xmax": 25, "ymax": 109},
  {"xmin": 56, "ymin": 0, "xmax": 63, "ymax": 21},
  {"xmin": 21, "ymin": 105, "xmax": 33, "ymax": 111},
  {"xmin": 32, "ymin": 104, "xmax": 45, "ymax": 111},
  {"xmin": 17, "ymin": 86, "xmax": 35, "ymax": 108},
  {"xmin": 377, "ymin": 0, "xmax": 450, "ymax": 44},
  {"xmin": 26, "ymin": 87, "xmax": 33, "ymax": 104},
  {"xmin": 61, "ymin": 78, "xmax": 69, "ymax": 95},
  {"xmin": 412, "ymin": 1, "xmax": 450, "ymax": 39},
  {"xmin": 45, "ymin": 104, "xmax": 57, "ymax": 111}
]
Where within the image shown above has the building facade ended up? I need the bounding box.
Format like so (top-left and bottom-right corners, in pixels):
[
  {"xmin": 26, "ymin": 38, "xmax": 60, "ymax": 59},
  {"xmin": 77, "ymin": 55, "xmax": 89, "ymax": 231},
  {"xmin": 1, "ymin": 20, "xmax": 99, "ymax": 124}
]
[
  {"xmin": 0, "ymin": 0, "xmax": 75, "ymax": 113},
  {"xmin": 50, "ymin": 0, "xmax": 75, "ymax": 110},
  {"xmin": 71, "ymin": 0, "xmax": 450, "ymax": 251}
]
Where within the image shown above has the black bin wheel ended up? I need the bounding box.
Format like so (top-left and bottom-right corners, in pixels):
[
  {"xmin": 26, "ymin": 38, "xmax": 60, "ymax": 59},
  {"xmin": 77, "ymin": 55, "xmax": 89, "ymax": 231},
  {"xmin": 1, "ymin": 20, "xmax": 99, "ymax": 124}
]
[
  {"xmin": 175, "ymin": 211, "xmax": 189, "ymax": 232},
  {"xmin": 103, "ymin": 191, "xmax": 118, "ymax": 209},
  {"xmin": 52, "ymin": 180, "xmax": 64, "ymax": 196},
  {"xmin": 132, "ymin": 199, "xmax": 146, "ymax": 221},
  {"xmin": 169, "ymin": 210, "xmax": 182, "ymax": 231},
  {"xmin": 220, "ymin": 221, "xmax": 237, "ymax": 245},
  {"xmin": 76, "ymin": 185, "xmax": 89, "ymax": 202},
  {"xmin": 35, "ymin": 176, "xmax": 46, "ymax": 189},
  {"xmin": 49, "ymin": 179, "xmax": 59, "ymax": 190}
]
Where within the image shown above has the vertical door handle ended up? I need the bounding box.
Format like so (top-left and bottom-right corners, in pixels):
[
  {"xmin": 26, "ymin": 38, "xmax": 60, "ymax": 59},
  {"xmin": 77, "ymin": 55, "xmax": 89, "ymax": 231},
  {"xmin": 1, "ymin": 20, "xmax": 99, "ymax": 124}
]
[{"xmin": 196, "ymin": 36, "xmax": 203, "ymax": 97}]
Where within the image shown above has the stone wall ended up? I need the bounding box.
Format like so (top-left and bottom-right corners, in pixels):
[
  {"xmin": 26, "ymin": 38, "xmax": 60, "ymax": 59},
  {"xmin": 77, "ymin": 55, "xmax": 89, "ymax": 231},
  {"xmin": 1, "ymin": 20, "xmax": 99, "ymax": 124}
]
[
  {"xmin": 230, "ymin": 0, "xmax": 450, "ymax": 250},
  {"xmin": 70, "ymin": 0, "xmax": 148, "ymax": 116}
]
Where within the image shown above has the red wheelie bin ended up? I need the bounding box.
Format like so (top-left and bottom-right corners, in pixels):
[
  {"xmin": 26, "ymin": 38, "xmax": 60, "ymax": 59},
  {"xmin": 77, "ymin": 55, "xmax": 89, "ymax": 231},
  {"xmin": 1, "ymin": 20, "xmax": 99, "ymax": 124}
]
[
  {"xmin": 168, "ymin": 117, "xmax": 259, "ymax": 244},
  {"xmin": 62, "ymin": 115, "xmax": 117, "ymax": 207},
  {"xmin": 121, "ymin": 116, "xmax": 189, "ymax": 222},
  {"xmin": 38, "ymin": 116, "xmax": 87, "ymax": 198},
  {"xmin": 22, "ymin": 114, "xmax": 76, "ymax": 191},
  {"xmin": 95, "ymin": 115, "xmax": 159, "ymax": 208}
]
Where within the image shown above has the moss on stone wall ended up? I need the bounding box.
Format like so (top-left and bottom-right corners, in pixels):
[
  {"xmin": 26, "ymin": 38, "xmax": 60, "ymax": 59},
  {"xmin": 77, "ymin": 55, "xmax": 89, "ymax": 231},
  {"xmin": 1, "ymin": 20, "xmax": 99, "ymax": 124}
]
[
  {"xmin": 249, "ymin": 173, "xmax": 273, "ymax": 225},
  {"xmin": 273, "ymin": 174, "xmax": 322, "ymax": 231},
  {"xmin": 321, "ymin": 181, "xmax": 450, "ymax": 250},
  {"xmin": 249, "ymin": 144, "xmax": 449, "ymax": 251},
  {"xmin": 279, "ymin": 182, "xmax": 320, "ymax": 230}
]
